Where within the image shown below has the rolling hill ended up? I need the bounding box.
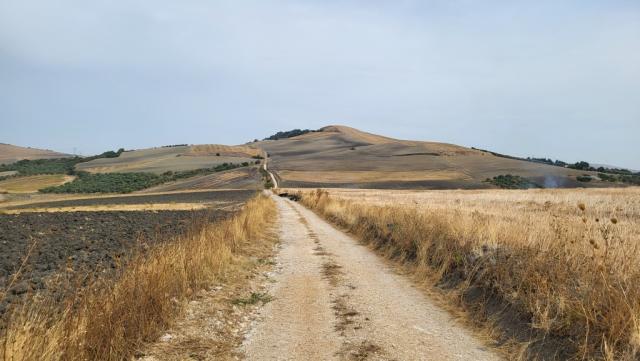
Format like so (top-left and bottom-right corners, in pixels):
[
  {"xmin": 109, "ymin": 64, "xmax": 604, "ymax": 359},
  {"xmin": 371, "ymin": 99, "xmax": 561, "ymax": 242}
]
[
  {"xmin": 0, "ymin": 143, "xmax": 71, "ymax": 165},
  {"xmin": 256, "ymin": 125, "xmax": 610, "ymax": 189},
  {"xmin": 76, "ymin": 145, "xmax": 260, "ymax": 174}
]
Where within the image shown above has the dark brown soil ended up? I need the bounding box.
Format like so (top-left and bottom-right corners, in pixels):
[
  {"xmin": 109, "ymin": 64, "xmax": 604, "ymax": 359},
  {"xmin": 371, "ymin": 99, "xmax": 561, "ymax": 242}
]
[{"xmin": 0, "ymin": 209, "xmax": 232, "ymax": 315}]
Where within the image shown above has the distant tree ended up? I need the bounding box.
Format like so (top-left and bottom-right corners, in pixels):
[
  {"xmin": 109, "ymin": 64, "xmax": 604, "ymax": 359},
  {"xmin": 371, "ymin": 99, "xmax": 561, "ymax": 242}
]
[
  {"xmin": 577, "ymin": 175, "xmax": 592, "ymax": 182},
  {"xmin": 264, "ymin": 129, "xmax": 315, "ymax": 140},
  {"xmin": 570, "ymin": 161, "xmax": 592, "ymax": 171}
]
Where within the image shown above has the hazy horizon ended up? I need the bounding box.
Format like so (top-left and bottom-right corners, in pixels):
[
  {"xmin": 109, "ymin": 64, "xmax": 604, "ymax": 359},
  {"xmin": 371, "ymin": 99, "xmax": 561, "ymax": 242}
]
[{"xmin": 1, "ymin": 1, "xmax": 639, "ymax": 168}]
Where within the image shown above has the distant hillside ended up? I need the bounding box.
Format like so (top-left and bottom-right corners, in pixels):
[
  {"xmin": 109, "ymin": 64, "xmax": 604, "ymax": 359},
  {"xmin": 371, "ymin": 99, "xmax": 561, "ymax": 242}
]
[
  {"xmin": 75, "ymin": 144, "xmax": 260, "ymax": 174},
  {"xmin": 256, "ymin": 125, "xmax": 617, "ymax": 189},
  {"xmin": 0, "ymin": 143, "xmax": 71, "ymax": 165}
]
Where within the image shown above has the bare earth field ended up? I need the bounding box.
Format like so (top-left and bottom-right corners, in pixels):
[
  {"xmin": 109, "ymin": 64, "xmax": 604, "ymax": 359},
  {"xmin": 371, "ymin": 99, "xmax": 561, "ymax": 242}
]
[
  {"xmin": 0, "ymin": 209, "xmax": 232, "ymax": 315},
  {"xmin": 0, "ymin": 190, "xmax": 256, "ymax": 321}
]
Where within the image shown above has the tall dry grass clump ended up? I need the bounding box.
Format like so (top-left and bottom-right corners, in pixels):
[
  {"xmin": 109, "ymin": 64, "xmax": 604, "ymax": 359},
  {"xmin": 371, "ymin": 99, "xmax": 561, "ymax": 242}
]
[
  {"xmin": 299, "ymin": 188, "xmax": 640, "ymax": 360},
  {"xmin": 0, "ymin": 194, "xmax": 275, "ymax": 361}
]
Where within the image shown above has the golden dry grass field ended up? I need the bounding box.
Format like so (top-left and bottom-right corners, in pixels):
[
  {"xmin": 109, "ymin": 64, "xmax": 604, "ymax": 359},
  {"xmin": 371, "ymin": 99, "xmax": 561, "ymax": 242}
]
[
  {"xmin": 295, "ymin": 187, "xmax": 640, "ymax": 360},
  {"xmin": 0, "ymin": 174, "xmax": 74, "ymax": 193}
]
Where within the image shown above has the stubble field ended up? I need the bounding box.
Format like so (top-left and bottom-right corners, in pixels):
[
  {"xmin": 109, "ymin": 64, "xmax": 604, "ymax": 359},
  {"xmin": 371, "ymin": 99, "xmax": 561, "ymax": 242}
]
[{"xmin": 296, "ymin": 187, "xmax": 640, "ymax": 360}]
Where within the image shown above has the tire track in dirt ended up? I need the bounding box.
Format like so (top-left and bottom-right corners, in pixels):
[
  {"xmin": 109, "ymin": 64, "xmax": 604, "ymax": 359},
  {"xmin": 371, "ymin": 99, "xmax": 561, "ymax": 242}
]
[
  {"xmin": 293, "ymin": 206, "xmax": 390, "ymax": 360},
  {"xmin": 242, "ymin": 195, "xmax": 503, "ymax": 360},
  {"xmin": 241, "ymin": 197, "xmax": 339, "ymax": 360}
]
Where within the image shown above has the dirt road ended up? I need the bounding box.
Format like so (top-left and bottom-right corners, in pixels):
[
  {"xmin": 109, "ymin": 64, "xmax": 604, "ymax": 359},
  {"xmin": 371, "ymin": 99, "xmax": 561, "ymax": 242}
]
[
  {"xmin": 263, "ymin": 159, "xmax": 278, "ymax": 188},
  {"xmin": 242, "ymin": 195, "xmax": 502, "ymax": 360}
]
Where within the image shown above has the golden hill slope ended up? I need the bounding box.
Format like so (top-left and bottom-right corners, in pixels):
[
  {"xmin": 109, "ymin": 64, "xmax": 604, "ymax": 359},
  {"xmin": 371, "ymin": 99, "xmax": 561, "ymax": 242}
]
[
  {"xmin": 256, "ymin": 125, "xmax": 607, "ymax": 189},
  {"xmin": 0, "ymin": 143, "xmax": 71, "ymax": 165},
  {"xmin": 76, "ymin": 145, "xmax": 258, "ymax": 174}
]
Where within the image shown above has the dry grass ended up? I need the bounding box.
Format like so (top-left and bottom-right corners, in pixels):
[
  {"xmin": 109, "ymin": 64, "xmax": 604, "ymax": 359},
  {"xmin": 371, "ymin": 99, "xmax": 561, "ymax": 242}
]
[
  {"xmin": 75, "ymin": 146, "xmax": 254, "ymax": 174},
  {"xmin": 260, "ymin": 125, "xmax": 603, "ymax": 189},
  {"xmin": 0, "ymin": 171, "xmax": 18, "ymax": 178},
  {"xmin": 0, "ymin": 174, "xmax": 74, "ymax": 193},
  {"xmin": 187, "ymin": 144, "xmax": 262, "ymax": 158},
  {"xmin": 297, "ymin": 187, "xmax": 640, "ymax": 360},
  {"xmin": 278, "ymin": 170, "xmax": 471, "ymax": 183},
  {"xmin": 0, "ymin": 144, "xmax": 69, "ymax": 165},
  {"xmin": 141, "ymin": 167, "xmax": 262, "ymax": 193},
  {"xmin": 0, "ymin": 194, "xmax": 276, "ymax": 361}
]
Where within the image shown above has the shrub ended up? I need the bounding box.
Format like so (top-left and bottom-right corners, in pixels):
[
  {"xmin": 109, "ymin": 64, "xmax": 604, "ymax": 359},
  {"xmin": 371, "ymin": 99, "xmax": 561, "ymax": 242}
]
[
  {"xmin": 40, "ymin": 172, "xmax": 162, "ymax": 194},
  {"xmin": 485, "ymin": 174, "xmax": 540, "ymax": 189},
  {"xmin": 597, "ymin": 173, "xmax": 640, "ymax": 185},
  {"xmin": 263, "ymin": 129, "xmax": 315, "ymax": 140},
  {"xmin": 569, "ymin": 161, "xmax": 592, "ymax": 171},
  {"xmin": 39, "ymin": 162, "xmax": 252, "ymax": 193}
]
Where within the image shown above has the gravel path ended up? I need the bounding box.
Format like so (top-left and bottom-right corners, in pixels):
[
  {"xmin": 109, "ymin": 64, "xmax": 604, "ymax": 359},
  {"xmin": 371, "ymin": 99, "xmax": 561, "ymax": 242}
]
[
  {"xmin": 242, "ymin": 194, "xmax": 339, "ymax": 360},
  {"xmin": 241, "ymin": 195, "xmax": 503, "ymax": 360}
]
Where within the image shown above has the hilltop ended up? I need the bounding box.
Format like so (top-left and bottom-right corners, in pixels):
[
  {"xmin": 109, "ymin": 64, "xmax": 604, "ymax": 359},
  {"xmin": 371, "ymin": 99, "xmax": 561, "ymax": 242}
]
[
  {"xmin": 0, "ymin": 143, "xmax": 71, "ymax": 166},
  {"xmin": 256, "ymin": 125, "xmax": 612, "ymax": 189}
]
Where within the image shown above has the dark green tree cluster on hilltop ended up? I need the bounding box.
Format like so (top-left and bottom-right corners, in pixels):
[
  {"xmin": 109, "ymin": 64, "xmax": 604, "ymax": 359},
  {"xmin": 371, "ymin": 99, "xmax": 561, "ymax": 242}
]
[{"xmin": 264, "ymin": 129, "xmax": 316, "ymax": 140}]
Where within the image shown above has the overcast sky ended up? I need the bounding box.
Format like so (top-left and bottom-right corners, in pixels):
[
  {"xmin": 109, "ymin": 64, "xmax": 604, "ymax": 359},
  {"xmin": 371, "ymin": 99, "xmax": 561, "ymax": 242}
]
[{"xmin": 1, "ymin": 0, "xmax": 638, "ymax": 168}]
